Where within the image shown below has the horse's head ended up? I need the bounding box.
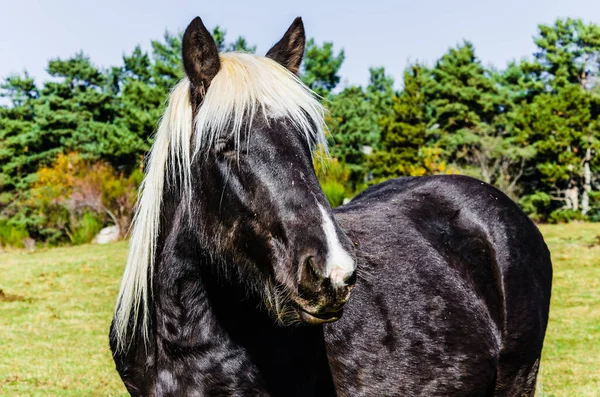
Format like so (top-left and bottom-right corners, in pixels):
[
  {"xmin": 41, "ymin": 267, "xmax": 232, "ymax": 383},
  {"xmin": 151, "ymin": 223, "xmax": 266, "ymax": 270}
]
[{"xmin": 181, "ymin": 17, "xmax": 356, "ymax": 325}]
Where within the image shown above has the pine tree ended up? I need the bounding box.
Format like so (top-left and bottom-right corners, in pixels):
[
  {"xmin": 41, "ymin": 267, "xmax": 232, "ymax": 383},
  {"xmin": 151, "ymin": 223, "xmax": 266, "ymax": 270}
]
[
  {"xmin": 325, "ymin": 68, "xmax": 394, "ymax": 187},
  {"xmin": 521, "ymin": 18, "xmax": 600, "ymax": 216},
  {"xmin": 525, "ymin": 85, "xmax": 599, "ymax": 213},
  {"xmin": 369, "ymin": 65, "xmax": 429, "ymax": 181},
  {"xmin": 425, "ymin": 41, "xmax": 530, "ymax": 190},
  {"xmin": 0, "ymin": 73, "xmax": 39, "ymax": 192},
  {"xmin": 534, "ymin": 18, "xmax": 600, "ymax": 90},
  {"xmin": 301, "ymin": 39, "xmax": 345, "ymax": 98}
]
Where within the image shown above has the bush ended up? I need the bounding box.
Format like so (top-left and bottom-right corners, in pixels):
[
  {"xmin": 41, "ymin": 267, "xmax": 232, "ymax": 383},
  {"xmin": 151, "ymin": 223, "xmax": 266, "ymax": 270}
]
[
  {"xmin": 520, "ymin": 192, "xmax": 552, "ymax": 222},
  {"xmin": 314, "ymin": 154, "xmax": 354, "ymax": 207},
  {"xmin": 71, "ymin": 211, "xmax": 104, "ymax": 245},
  {"xmin": 321, "ymin": 181, "xmax": 347, "ymax": 207},
  {"xmin": 5, "ymin": 152, "xmax": 143, "ymax": 245},
  {"xmin": 586, "ymin": 191, "xmax": 600, "ymax": 222},
  {"xmin": 548, "ymin": 209, "xmax": 587, "ymax": 224},
  {"xmin": 0, "ymin": 220, "xmax": 29, "ymax": 248}
]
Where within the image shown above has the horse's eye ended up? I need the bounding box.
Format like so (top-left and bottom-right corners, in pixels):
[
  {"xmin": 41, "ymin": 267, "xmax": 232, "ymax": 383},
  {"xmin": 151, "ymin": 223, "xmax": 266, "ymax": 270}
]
[{"xmin": 215, "ymin": 138, "xmax": 235, "ymax": 155}]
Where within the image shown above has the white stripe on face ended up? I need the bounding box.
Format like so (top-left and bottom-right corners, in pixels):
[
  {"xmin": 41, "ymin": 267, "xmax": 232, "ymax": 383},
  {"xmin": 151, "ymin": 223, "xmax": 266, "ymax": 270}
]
[{"xmin": 317, "ymin": 203, "xmax": 356, "ymax": 287}]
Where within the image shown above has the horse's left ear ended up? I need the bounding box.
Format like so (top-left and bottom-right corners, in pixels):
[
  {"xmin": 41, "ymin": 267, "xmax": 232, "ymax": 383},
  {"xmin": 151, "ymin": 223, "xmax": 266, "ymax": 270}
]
[
  {"xmin": 266, "ymin": 17, "xmax": 305, "ymax": 74},
  {"xmin": 182, "ymin": 17, "xmax": 221, "ymax": 90}
]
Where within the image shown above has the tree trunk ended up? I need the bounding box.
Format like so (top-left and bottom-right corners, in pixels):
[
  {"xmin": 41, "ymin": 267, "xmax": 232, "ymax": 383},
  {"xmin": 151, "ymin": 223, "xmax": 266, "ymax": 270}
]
[
  {"xmin": 565, "ymin": 187, "xmax": 579, "ymax": 211},
  {"xmin": 582, "ymin": 148, "xmax": 592, "ymax": 215}
]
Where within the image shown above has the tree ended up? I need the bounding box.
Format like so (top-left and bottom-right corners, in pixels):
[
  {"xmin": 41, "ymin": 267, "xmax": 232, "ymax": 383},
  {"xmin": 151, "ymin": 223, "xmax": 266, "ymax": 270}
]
[
  {"xmin": 326, "ymin": 85, "xmax": 375, "ymax": 184},
  {"xmin": 325, "ymin": 68, "xmax": 394, "ymax": 187},
  {"xmin": 0, "ymin": 25, "xmax": 259, "ymax": 243},
  {"xmin": 0, "ymin": 54, "xmax": 127, "ymax": 193},
  {"xmin": 301, "ymin": 39, "xmax": 345, "ymax": 98},
  {"xmin": 425, "ymin": 41, "xmax": 533, "ymax": 196},
  {"xmin": 0, "ymin": 73, "xmax": 39, "ymax": 193},
  {"xmin": 534, "ymin": 18, "xmax": 600, "ymax": 90},
  {"xmin": 369, "ymin": 65, "xmax": 455, "ymax": 181},
  {"xmin": 518, "ymin": 18, "xmax": 600, "ymax": 217},
  {"xmin": 369, "ymin": 65, "xmax": 430, "ymax": 181},
  {"xmin": 524, "ymin": 85, "xmax": 599, "ymax": 213},
  {"xmin": 212, "ymin": 26, "xmax": 257, "ymax": 53}
]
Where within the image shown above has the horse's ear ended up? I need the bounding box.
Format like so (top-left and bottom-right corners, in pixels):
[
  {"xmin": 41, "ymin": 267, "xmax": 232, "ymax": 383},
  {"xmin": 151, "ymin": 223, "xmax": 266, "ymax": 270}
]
[
  {"xmin": 182, "ymin": 17, "xmax": 220, "ymax": 90},
  {"xmin": 266, "ymin": 17, "xmax": 305, "ymax": 74}
]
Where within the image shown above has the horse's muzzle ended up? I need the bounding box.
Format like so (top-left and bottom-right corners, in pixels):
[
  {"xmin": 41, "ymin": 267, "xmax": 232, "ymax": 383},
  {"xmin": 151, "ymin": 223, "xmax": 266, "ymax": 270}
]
[{"xmin": 293, "ymin": 255, "xmax": 356, "ymax": 324}]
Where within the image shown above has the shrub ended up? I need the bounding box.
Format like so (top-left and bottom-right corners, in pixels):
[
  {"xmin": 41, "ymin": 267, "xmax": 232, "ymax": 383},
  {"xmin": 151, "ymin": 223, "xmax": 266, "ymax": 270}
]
[
  {"xmin": 314, "ymin": 154, "xmax": 354, "ymax": 207},
  {"xmin": 321, "ymin": 181, "xmax": 347, "ymax": 207},
  {"xmin": 71, "ymin": 211, "xmax": 104, "ymax": 245},
  {"xmin": 587, "ymin": 191, "xmax": 600, "ymax": 222},
  {"xmin": 0, "ymin": 220, "xmax": 29, "ymax": 248},
  {"xmin": 519, "ymin": 192, "xmax": 552, "ymax": 222},
  {"xmin": 19, "ymin": 152, "xmax": 142, "ymax": 244},
  {"xmin": 548, "ymin": 209, "xmax": 587, "ymax": 224}
]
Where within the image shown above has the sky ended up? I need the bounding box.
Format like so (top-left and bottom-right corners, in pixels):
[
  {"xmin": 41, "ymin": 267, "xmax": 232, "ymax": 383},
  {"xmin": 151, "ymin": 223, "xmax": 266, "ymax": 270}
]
[{"xmin": 1, "ymin": 0, "xmax": 600, "ymax": 90}]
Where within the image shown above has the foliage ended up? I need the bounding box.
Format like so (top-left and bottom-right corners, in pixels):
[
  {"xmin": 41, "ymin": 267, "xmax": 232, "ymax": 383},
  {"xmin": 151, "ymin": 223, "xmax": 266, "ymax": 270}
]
[
  {"xmin": 301, "ymin": 39, "xmax": 345, "ymax": 98},
  {"xmin": 5, "ymin": 152, "xmax": 141, "ymax": 245},
  {"xmin": 519, "ymin": 191, "xmax": 553, "ymax": 221},
  {"xmin": 71, "ymin": 211, "xmax": 104, "ymax": 245},
  {"xmin": 325, "ymin": 68, "xmax": 394, "ymax": 187},
  {"xmin": 424, "ymin": 41, "xmax": 533, "ymax": 194},
  {"xmin": 0, "ymin": 219, "xmax": 29, "ymax": 248},
  {"xmin": 369, "ymin": 65, "xmax": 430, "ymax": 181},
  {"xmin": 534, "ymin": 18, "xmax": 600, "ymax": 90},
  {"xmin": 315, "ymin": 155, "xmax": 353, "ymax": 206},
  {"xmin": 547, "ymin": 208, "xmax": 587, "ymax": 224},
  {"xmin": 3, "ymin": 16, "xmax": 600, "ymax": 244}
]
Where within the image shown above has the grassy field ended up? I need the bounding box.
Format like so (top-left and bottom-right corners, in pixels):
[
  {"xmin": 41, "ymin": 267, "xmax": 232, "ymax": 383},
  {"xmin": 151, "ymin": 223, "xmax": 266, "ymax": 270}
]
[{"xmin": 0, "ymin": 224, "xmax": 598, "ymax": 396}]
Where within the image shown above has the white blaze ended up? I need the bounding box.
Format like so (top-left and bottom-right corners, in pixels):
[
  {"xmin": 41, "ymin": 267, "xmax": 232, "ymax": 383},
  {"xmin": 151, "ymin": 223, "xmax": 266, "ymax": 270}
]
[{"xmin": 317, "ymin": 203, "xmax": 356, "ymax": 287}]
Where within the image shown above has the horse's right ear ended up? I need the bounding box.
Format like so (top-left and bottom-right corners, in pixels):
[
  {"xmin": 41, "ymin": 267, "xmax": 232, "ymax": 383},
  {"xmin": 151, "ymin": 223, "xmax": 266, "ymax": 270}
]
[
  {"xmin": 182, "ymin": 17, "xmax": 220, "ymax": 90},
  {"xmin": 266, "ymin": 17, "xmax": 305, "ymax": 74}
]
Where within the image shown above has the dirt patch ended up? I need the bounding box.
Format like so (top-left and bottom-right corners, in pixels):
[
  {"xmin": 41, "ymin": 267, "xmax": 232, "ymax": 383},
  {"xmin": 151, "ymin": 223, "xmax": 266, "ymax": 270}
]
[{"xmin": 0, "ymin": 289, "xmax": 29, "ymax": 302}]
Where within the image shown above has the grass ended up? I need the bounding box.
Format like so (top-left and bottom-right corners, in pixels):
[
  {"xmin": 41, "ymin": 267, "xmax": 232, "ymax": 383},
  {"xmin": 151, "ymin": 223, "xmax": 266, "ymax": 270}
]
[
  {"xmin": 536, "ymin": 223, "xmax": 600, "ymax": 396},
  {"xmin": 0, "ymin": 224, "xmax": 598, "ymax": 396},
  {"xmin": 0, "ymin": 242, "xmax": 129, "ymax": 396}
]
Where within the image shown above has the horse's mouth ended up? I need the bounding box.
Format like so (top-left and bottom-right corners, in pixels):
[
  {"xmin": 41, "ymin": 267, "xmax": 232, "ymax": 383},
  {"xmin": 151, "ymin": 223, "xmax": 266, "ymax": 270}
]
[
  {"xmin": 298, "ymin": 307, "xmax": 343, "ymax": 324},
  {"xmin": 296, "ymin": 304, "xmax": 344, "ymax": 325},
  {"xmin": 285, "ymin": 291, "xmax": 348, "ymax": 325}
]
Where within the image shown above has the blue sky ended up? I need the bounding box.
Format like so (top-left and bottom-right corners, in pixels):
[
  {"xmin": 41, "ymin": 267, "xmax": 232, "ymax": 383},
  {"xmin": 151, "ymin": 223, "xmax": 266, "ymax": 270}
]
[{"xmin": 1, "ymin": 0, "xmax": 599, "ymax": 89}]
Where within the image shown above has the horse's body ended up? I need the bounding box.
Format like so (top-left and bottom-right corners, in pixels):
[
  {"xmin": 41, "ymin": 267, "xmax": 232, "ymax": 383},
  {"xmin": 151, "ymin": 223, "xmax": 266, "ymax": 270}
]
[
  {"xmin": 110, "ymin": 16, "xmax": 552, "ymax": 397},
  {"xmin": 327, "ymin": 176, "xmax": 551, "ymax": 396}
]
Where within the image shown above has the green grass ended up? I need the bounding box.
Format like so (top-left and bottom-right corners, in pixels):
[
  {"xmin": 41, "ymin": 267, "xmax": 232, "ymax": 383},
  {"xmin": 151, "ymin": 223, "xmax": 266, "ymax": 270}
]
[
  {"xmin": 536, "ymin": 223, "xmax": 600, "ymax": 396},
  {"xmin": 0, "ymin": 224, "xmax": 598, "ymax": 396},
  {"xmin": 0, "ymin": 242, "xmax": 129, "ymax": 396}
]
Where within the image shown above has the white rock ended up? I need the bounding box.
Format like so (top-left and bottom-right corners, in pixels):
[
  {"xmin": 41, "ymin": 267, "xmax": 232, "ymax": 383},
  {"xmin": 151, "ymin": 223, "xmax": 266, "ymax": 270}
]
[{"xmin": 92, "ymin": 226, "xmax": 120, "ymax": 244}]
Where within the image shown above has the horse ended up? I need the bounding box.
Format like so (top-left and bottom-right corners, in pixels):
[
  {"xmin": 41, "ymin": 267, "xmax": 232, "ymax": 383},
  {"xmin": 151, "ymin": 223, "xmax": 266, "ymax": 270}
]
[{"xmin": 109, "ymin": 16, "xmax": 552, "ymax": 396}]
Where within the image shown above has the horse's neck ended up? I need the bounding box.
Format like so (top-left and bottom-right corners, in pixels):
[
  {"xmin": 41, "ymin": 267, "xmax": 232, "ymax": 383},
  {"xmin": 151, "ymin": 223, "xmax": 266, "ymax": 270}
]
[{"xmin": 152, "ymin": 232, "xmax": 334, "ymax": 396}]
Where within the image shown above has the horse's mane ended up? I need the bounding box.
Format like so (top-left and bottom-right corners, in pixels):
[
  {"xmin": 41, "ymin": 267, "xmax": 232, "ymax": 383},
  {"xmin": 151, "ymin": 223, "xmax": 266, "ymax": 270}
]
[{"xmin": 113, "ymin": 52, "xmax": 327, "ymax": 351}]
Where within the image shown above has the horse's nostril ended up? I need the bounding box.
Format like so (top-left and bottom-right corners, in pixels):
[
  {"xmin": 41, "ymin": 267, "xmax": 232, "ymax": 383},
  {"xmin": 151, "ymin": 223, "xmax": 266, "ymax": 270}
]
[
  {"xmin": 302, "ymin": 255, "xmax": 325, "ymax": 283},
  {"xmin": 344, "ymin": 270, "xmax": 357, "ymax": 286}
]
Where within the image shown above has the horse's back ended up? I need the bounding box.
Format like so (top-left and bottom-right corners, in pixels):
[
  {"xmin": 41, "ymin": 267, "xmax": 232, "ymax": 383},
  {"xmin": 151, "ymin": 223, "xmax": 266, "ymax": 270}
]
[{"xmin": 327, "ymin": 175, "xmax": 552, "ymax": 396}]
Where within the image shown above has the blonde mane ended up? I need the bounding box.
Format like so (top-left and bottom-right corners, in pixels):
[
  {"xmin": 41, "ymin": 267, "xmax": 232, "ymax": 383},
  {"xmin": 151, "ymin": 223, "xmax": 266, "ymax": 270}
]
[{"xmin": 113, "ymin": 52, "xmax": 327, "ymax": 351}]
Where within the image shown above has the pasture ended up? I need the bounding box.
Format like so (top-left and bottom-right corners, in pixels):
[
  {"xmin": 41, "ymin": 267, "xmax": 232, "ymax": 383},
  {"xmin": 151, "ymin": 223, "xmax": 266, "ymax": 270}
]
[{"xmin": 0, "ymin": 223, "xmax": 598, "ymax": 396}]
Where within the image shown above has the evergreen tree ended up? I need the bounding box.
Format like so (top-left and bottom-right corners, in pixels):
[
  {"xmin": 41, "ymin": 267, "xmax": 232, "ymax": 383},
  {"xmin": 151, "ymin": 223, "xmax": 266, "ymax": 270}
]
[
  {"xmin": 0, "ymin": 73, "xmax": 39, "ymax": 191},
  {"xmin": 520, "ymin": 18, "xmax": 600, "ymax": 216},
  {"xmin": 326, "ymin": 86, "xmax": 374, "ymax": 183},
  {"xmin": 325, "ymin": 68, "xmax": 394, "ymax": 187},
  {"xmin": 425, "ymin": 41, "xmax": 528, "ymax": 189},
  {"xmin": 369, "ymin": 65, "xmax": 430, "ymax": 181},
  {"xmin": 301, "ymin": 39, "xmax": 345, "ymax": 98},
  {"xmin": 212, "ymin": 26, "xmax": 257, "ymax": 53},
  {"xmin": 523, "ymin": 85, "xmax": 600, "ymax": 213},
  {"xmin": 534, "ymin": 18, "xmax": 600, "ymax": 90}
]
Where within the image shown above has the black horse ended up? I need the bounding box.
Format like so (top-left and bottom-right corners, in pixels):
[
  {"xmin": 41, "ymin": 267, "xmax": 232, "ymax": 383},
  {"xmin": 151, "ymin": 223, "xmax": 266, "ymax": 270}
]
[{"xmin": 110, "ymin": 16, "xmax": 552, "ymax": 396}]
